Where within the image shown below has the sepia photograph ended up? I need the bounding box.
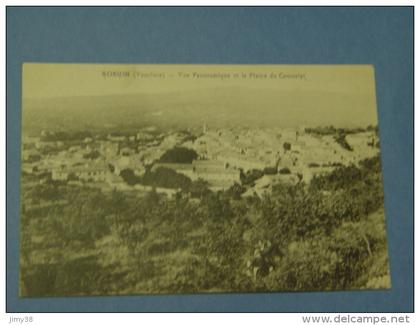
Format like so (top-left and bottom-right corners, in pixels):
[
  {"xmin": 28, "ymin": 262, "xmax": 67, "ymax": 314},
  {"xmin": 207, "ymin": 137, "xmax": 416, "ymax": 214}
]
[{"xmin": 19, "ymin": 64, "xmax": 390, "ymax": 297}]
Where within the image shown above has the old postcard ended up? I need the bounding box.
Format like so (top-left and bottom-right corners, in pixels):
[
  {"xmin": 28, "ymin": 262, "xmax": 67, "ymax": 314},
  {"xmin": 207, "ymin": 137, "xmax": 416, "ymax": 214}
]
[{"xmin": 20, "ymin": 64, "xmax": 390, "ymax": 297}]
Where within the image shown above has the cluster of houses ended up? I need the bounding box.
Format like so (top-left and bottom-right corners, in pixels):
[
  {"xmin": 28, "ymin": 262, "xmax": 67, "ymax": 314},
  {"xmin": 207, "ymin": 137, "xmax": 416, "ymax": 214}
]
[
  {"xmin": 153, "ymin": 159, "xmax": 241, "ymax": 191},
  {"xmin": 181, "ymin": 126, "xmax": 380, "ymax": 194},
  {"xmin": 22, "ymin": 130, "xmax": 156, "ymax": 190},
  {"xmin": 21, "ymin": 125, "xmax": 380, "ymax": 198}
]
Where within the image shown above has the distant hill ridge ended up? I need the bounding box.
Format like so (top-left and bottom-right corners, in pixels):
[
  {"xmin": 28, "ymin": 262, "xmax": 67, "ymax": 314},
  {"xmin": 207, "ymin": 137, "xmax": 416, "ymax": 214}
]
[{"xmin": 22, "ymin": 87, "xmax": 377, "ymax": 133}]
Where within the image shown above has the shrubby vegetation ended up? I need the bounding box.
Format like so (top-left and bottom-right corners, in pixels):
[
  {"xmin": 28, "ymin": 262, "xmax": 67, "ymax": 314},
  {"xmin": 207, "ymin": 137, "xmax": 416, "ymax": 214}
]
[
  {"xmin": 263, "ymin": 166, "xmax": 277, "ymax": 175},
  {"xmin": 20, "ymin": 154, "xmax": 389, "ymax": 296},
  {"xmin": 120, "ymin": 167, "xmax": 193, "ymax": 190},
  {"xmin": 278, "ymin": 167, "xmax": 291, "ymax": 174},
  {"xmin": 120, "ymin": 169, "xmax": 142, "ymax": 185},
  {"xmin": 83, "ymin": 150, "xmax": 101, "ymax": 160},
  {"xmin": 334, "ymin": 133, "xmax": 353, "ymax": 151},
  {"xmin": 240, "ymin": 169, "xmax": 264, "ymax": 186},
  {"xmin": 283, "ymin": 142, "xmax": 292, "ymax": 152},
  {"xmin": 141, "ymin": 167, "xmax": 192, "ymax": 189},
  {"xmin": 158, "ymin": 147, "xmax": 198, "ymax": 164},
  {"xmin": 305, "ymin": 125, "xmax": 369, "ymax": 136}
]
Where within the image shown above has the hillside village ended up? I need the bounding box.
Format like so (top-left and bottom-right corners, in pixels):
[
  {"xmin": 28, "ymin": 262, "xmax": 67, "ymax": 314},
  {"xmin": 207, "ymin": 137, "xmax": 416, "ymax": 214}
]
[
  {"xmin": 21, "ymin": 124, "xmax": 380, "ymax": 199},
  {"xmin": 21, "ymin": 123, "xmax": 389, "ymax": 296}
]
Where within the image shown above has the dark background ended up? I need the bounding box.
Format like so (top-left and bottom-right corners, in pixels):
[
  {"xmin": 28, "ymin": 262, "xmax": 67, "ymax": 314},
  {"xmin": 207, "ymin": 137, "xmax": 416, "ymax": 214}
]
[{"xmin": 6, "ymin": 6, "xmax": 414, "ymax": 312}]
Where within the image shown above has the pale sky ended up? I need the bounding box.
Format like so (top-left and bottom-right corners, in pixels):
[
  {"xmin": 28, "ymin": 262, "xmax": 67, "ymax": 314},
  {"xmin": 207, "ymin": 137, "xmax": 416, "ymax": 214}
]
[{"xmin": 22, "ymin": 64, "xmax": 379, "ymax": 127}]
